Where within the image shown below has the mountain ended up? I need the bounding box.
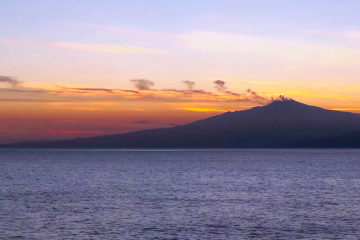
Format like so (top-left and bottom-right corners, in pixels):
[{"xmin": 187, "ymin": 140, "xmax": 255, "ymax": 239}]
[
  {"xmin": 3, "ymin": 100, "xmax": 360, "ymax": 148},
  {"xmin": 295, "ymin": 130, "xmax": 360, "ymax": 148}
]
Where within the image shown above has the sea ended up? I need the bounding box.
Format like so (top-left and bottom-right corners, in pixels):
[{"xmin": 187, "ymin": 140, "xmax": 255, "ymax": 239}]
[{"xmin": 1, "ymin": 149, "xmax": 360, "ymax": 240}]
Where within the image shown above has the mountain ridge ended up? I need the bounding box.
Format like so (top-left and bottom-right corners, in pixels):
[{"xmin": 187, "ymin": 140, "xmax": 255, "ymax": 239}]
[{"xmin": 2, "ymin": 100, "xmax": 360, "ymax": 148}]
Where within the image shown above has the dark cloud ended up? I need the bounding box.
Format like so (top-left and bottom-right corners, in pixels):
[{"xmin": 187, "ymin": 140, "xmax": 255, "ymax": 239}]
[
  {"xmin": 0, "ymin": 76, "xmax": 270, "ymax": 105},
  {"xmin": 0, "ymin": 75, "xmax": 22, "ymax": 87},
  {"xmin": 160, "ymin": 88, "xmax": 215, "ymax": 96},
  {"xmin": 54, "ymin": 86, "xmax": 140, "ymax": 95},
  {"xmin": 225, "ymin": 91, "xmax": 240, "ymax": 96},
  {"xmin": 0, "ymin": 98, "xmax": 52, "ymax": 102},
  {"xmin": 246, "ymin": 88, "xmax": 261, "ymax": 97},
  {"xmin": 0, "ymin": 87, "xmax": 54, "ymax": 102},
  {"xmin": 133, "ymin": 120, "xmax": 153, "ymax": 124},
  {"xmin": 133, "ymin": 120, "xmax": 179, "ymax": 127},
  {"xmin": 70, "ymin": 88, "xmax": 114, "ymax": 93},
  {"xmin": 191, "ymin": 89, "xmax": 208, "ymax": 94},
  {"xmin": 213, "ymin": 80, "xmax": 242, "ymax": 96},
  {"xmin": 277, "ymin": 95, "xmax": 293, "ymax": 101},
  {"xmin": 246, "ymin": 88, "xmax": 268, "ymax": 102},
  {"xmin": 214, "ymin": 80, "xmax": 226, "ymax": 92},
  {"xmin": 131, "ymin": 79, "xmax": 154, "ymax": 90},
  {"xmin": 0, "ymin": 88, "xmax": 47, "ymax": 93},
  {"xmin": 183, "ymin": 80, "xmax": 195, "ymax": 90}
]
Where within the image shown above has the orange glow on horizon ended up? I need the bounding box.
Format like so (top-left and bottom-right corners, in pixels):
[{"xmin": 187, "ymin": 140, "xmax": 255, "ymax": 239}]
[
  {"xmin": 1, "ymin": 81, "xmax": 360, "ymax": 144},
  {"xmin": 182, "ymin": 107, "xmax": 235, "ymax": 112},
  {"xmin": 45, "ymin": 130, "xmax": 106, "ymax": 135}
]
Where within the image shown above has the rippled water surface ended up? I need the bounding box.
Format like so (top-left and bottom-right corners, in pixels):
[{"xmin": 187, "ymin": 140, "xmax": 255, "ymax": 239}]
[{"xmin": 1, "ymin": 149, "xmax": 360, "ymax": 239}]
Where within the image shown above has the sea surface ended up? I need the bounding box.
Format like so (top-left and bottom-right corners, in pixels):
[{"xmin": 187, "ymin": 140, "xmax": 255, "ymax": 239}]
[{"xmin": 1, "ymin": 149, "xmax": 360, "ymax": 240}]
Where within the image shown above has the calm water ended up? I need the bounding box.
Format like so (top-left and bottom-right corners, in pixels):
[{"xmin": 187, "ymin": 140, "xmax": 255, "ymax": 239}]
[{"xmin": 1, "ymin": 149, "xmax": 360, "ymax": 240}]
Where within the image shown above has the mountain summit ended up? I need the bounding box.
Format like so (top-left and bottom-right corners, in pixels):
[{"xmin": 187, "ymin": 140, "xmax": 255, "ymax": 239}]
[{"xmin": 4, "ymin": 100, "xmax": 360, "ymax": 148}]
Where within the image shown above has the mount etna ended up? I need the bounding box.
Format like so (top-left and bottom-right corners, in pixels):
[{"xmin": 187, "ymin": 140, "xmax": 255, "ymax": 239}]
[{"xmin": 3, "ymin": 100, "xmax": 360, "ymax": 148}]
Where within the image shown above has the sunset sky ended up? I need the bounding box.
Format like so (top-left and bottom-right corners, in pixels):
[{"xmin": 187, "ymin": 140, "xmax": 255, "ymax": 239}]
[{"xmin": 1, "ymin": 0, "xmax": 360, "ymax": 143}]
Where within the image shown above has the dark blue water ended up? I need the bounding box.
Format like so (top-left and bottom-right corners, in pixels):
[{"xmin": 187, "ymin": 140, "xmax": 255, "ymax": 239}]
[{"xmin": 1, "ymin": 149, "xmax": 360, "ymax": 239}]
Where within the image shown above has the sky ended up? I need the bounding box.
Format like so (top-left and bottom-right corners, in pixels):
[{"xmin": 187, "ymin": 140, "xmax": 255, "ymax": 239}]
[{"xmin": 1, "ymin": 0, "xmax": 360, "ymax": 143}]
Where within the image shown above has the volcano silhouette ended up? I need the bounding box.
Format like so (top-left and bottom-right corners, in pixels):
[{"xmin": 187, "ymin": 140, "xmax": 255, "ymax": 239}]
[{"xmin": 4, "ymin": 100, "xmax": 360, "ymax": 148}]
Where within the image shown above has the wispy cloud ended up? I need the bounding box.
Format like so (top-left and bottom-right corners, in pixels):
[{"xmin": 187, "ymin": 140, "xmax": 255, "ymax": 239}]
[
  {"xmin": 177, "ymin": 31, "xmax": 360, "ymax": 65},
  {"xmin": 52, "ymin": 42, "xmax": 167, "ymax": 54},
  {"xmin": 132, "ymin": 120, "xmax": 177, "ymax": 126},
  {"xmin": 0, "ymin": 75, "xmax": 22, "ymax": 87},
  {"xmin": 183, "ymin": 80, "xmax": 195, "ymax": 90},
  {"xmin": 45, "ymin": 130, "xmax": 105, "ymax": 135},
  {"xmin": 86, "ymin": 23, "xmax": 169, "ymax": 39},
  {"xmin": 2, "ymin": 38, "xmax": 167, "ymax": 55},
  {"xmin": 214, "ymin": 80, "xmax": 226, "ymax": 92},
  {"xmin": 130, "ymin": 79, "xmax": 154, "ymax": 90},
  {"xmin": 304, "ymin": 29, "xmax": 360, "ymax": 40},
  {"xmin": 0, "ymin": 76, "xmax": 271, "ymax": 105},
  {"xmin": 181, "ymin": 107, "xmax": 234, "ymax": 112}
]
